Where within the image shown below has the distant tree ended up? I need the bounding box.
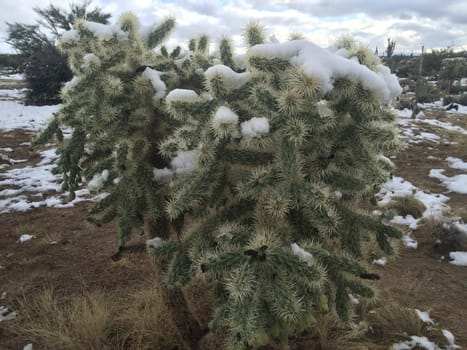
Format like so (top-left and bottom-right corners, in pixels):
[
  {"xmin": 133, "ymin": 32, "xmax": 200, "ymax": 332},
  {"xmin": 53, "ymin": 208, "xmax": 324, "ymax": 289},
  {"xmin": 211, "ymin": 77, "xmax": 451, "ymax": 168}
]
[
  {"xmin": 5, "ymin": 1, "xmax": 110, "ymax": 104},
  {"xmin": 439, "ymin": 57, "xmax": 467, "ymax": 94}
]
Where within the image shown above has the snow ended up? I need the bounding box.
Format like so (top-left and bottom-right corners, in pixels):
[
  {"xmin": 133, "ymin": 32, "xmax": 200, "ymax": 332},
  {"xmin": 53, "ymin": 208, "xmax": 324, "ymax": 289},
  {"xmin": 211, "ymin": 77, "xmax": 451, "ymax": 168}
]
[
  {"xmin": 61, "ymin": 29, "xmax": 80, "ymax": 43},
  {"xmin": 63, "ymin": 76, "xmax": 81, "ymax": 94},
  {"xmin": 415, "ymin": 309, "xmax": 434, "ymax": 324},
  {"xmin": 392, "ymin": 336, "xmax": 440, "ymax": 350},
  {"xmin": 442, "ymin": 330, "xmax": 461, "ymax": 349},
  {"xmin": 348, "ymin": 293, "xmax": 360, "ymax": 305},
  {"xmin": 0, "ymin": 306, "xmax": 16, "ymax": 322},
  {"xmin": 205, "ymin": 65, "xmax": 252, "ymax": 90},
  {"xmin": 316, "ymin": 100, "xmax": 333, "ymax": 117},
  {"xmin": 82, "ymin": 53, "xmax": 100, "ymax": 68},
  {"xmin": 0, "ymin": 101, "xmax": 60, "ymax": 131},
  {"xmin": 391, "ymin": 215, "xmax": 418, "ymax": 230},
  {"xmin": 377, "ymin": 176, "xmax": 450, "ymax": 219},
  {"xmin": 142, "ymin": 67, "xmax": 166, "ymax": 101},
  {"xmin": 372, "ymin": 257, "xmax": 387, "ymax": 266},
  {"xmin": 88, "ymin": 169, "xmax": 109, "ymax": 192},
  {"xmin": 153, "ymin": 167, "xmax": 173, "ymax": 183},
  {"xmin": 171, "ymin": 150, "xmax": 199, "ymax": 175},
  {"xmin": 403, "ymin": 233, "xmax": 418, "ymax": 249},
  {"xmin": 446, "ymin": 157, "xmax": 467, "ymax": 171},
  {"xmin": 291, "ymin": 243, "xmax": 314, "ymax": 265},
  {"xmin": 17, "ymin": 234, "xmax": 35, "ymax": 243},
  {"xmin": 146, "ymin": 236, "xmax": 162, "ymax": 248},
  {"xmin": 418, "ymin": 118, "xmax": 467, "ymax": 135},
  {"xmin": 82, "ymin": 21, "xmax": 127, "ymax": 41},
  {"xmin": 448, "ymin": 252, "xmax": 467, "ymax": 266},
  {"xmin": 212, "ymin": 106, "xmax": 239, "ymax": 130},
  {"xmin": 429, "ymin": 169, "xmax": 467, "ymax": 194},
  {"xmin": 247, "ymin": 40, "xmax": 401, "ymax": 104},
  {"xmin": 23, "ymin": 344, "xmax": 33, "ymax": 350},
  {"xmin": 165, "ymin": 89, "xmax": 200, "ymax": 104},
  {"xmin": 0, "ymin": 146, "xmax": 97, "ymax": 214},
  {"xmin": 240, "ymin": 117, "xmax": 270, "ymax": 139}
]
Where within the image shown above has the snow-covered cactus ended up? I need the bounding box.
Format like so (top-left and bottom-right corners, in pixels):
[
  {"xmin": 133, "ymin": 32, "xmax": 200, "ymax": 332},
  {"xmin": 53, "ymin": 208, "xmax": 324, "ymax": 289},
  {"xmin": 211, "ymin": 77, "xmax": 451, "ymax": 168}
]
[
  {"xmin": 36, "ymin": 13, "xmax": 208, "ymax": 246},
  {"xmin": 152, "ymin": 28, "xmax": 402, "ymax": 348}
]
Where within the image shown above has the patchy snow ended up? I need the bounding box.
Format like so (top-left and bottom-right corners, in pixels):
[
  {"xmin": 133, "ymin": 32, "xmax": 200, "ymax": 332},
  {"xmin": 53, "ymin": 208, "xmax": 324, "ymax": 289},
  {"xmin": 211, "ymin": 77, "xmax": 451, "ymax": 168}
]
[
  {"xmin": 0, "ymin": 147, "xmax": 97, "ymax": 214},
  {"xmin": 82, "ymin": 53, "xmax": 100, "ymax": 68},
  {"xmin": 392, "ymin": 336, "xmax": 440, "ymax": 350},
  {"xmin": 23, "ymin": 344, "xmax": 33, "ymax": 350},
  {"xmin": 449, "ymin": 252, "xmax": 467, "ymax": 266},
  {"xmin": 0, "ymin": 101, "xmax": 60, "ymax": 131},
  {"xmin": 205, "ymin": 65, "xmax": 252, "ymax": 90},
  {"xmin": 415, "ymin": 309, "xmax": 434, "ymax": 324},
  {"xmin": 63, "ymin": 76, "xmax": 81, "ymax": 94},
  {"xmin": 446, "ymin": 157, "xmax": 467, "ymax": 171},
  {"xmin": 0, "ymin": 89, "xmax": 26, "ymax": 99},
  {"xmin": 316, "ymin": 100, "xmax": 333, "ymax": 117},
  {"xmin": 212, "ymin": 106, "xmax": 239, "ymax": 131},
  {"xmin": 61, "ymin": 29, "xmax": 80, "ymax": 43},
  {"xmin": 247, "ymin": 40, "xmax": 401, "ymax": 104},
  {"xmin": 171, "ymin": 150, "xmax": 199, "ymax": 175},
  {"xmin": 146, "ymin": 236, "xmax": 162, "ymax": 248},
  {"xmin": 0, "ymin": 306, "xmax": 16, "ymax": 322},
  {"xmin": 391, "ymin": 215, "xmax": 418, "ymax": 230},
  {"xmin": 442, "ymin": 330, "xmax": 461, "ymax": 349},
  {"xmin": 429, "ymin": 169, "xmax": 467, "ymax": 194},
  {"xmin": 17, "ymin": 234, "xmax": 35, "ymax": 243},
  {"xmin": 418, "ymin": 118, "xmax": 467, "ymax": 135},
  {"xmin": 372, "ymin": 257, "xmax": 388, "ymax": 266},
  {"xmin": 377, "ymin": 176, "xmax": 450, "ymax": 219},
  {"xmin": 82, "ymin": 21, "xmax": 127, "ymax": 41},
  {"xmin": 240, "ymin": 117, "xmax": 270, "ymax": 139},
  {"xmin": 153, "ymin": 167, "xmax": 173, "ymax": 183},
  {"xmin": 142, "ymin": 67, "xmax": 166, "ymax": 101},
  {"xmin": 403, "ymin": 233, "xmax": 418, "ymax": 249},
  {"xmin": 88, "ymin": 169, "xmax": 109, "ymax": 192},
  {"xmin": 165, "ymin": 89, "xmax": 200, "ymax": 104},
  {"xmin": 291, "ymin": 243, "xmax": 314, "ymax": 265}
]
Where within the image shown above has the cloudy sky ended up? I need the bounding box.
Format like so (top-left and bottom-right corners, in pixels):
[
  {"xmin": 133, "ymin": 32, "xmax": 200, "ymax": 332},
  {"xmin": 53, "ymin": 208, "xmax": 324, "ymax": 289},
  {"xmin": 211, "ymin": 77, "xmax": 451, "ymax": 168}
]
[{"xmin": 1, "ymin": 0, "xmax": 467, "ymax": 54}]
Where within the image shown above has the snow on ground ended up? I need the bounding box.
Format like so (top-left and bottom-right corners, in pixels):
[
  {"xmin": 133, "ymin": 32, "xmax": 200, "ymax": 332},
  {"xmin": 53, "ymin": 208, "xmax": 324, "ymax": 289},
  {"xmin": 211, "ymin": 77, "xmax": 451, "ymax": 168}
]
[
  {"xmin": 0, "ymin": 73, "xmax": 24, "ymax": 80},
  {"xmin": 0, "ymin": 89, "xmax": 26, "ymax": 99},
  {"xmin": 448, "ymin": 252, "xmax": 467, "ymax": 266},
  {"xmin": 429, "ymin": 169, "xmax": 467, "ymax": 195},
  {"xmin": 0, "ymin": 90, "xmax": 100, "ymax": 214},
  {"xmin": 0, "ymin": 306, "xmax": 16, "ymax": 322},
  {"xmin": 0, "ymin": 101, "xmax": 60, "ymax": 131},
  {"xmin": 446, "ymin": 157, "xmax": 467, "ymax": 171}
]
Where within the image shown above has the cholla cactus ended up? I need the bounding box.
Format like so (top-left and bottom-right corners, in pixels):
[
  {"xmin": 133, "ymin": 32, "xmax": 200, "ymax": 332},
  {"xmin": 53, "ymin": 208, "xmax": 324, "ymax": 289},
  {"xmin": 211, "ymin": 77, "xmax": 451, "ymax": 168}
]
[
  {"xmin": 36, "ymin": 13, "xmax": 210, "ymax": 246},
  {"xmin": 152, "ymin": 28, "xmax": 402, "ymax": 348}
]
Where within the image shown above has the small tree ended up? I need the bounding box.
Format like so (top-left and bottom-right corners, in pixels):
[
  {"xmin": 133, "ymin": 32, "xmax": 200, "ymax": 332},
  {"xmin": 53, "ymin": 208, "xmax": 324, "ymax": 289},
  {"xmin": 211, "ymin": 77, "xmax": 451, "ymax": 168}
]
[
  {"xmin": 384, "ymin": 37, "xmax": 396, "ymax": 70},
  {"xmin": 6, "ymin": 1, "xmax": 109, "ymax": 104}
]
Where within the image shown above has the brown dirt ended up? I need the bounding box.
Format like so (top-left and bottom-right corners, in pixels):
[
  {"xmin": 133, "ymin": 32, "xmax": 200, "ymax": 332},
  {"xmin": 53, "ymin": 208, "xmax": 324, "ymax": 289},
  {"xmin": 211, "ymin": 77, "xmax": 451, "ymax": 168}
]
[{"xmin": 0, "ymin": 105, "xmax": 466, "ymax": 349}]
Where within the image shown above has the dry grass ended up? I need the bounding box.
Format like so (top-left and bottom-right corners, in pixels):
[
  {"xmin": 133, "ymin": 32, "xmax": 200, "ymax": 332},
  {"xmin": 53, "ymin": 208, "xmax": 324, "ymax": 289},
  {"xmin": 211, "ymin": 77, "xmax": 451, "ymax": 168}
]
[
  {"xmin": 6, "ymin": 289, "xmax": 113, "ymax": 350},
  {"xmin": 384, "ymin": 196, "xmax": 426, "ymax": 219},
  {"xmin": 116, "ymin": 283, "xmax": 184, "ymax": 350},
  {"xmin": 4, "ymin": 282, "xmax": 185, "ymax": 350}
]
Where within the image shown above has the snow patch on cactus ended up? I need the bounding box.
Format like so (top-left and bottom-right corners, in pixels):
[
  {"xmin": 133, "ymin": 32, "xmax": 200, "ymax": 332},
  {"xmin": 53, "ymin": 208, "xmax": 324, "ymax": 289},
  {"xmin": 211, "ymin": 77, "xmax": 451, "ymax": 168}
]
[
  {"xmin": 205, "ymin": 65, "xmax": 252, "ymax": 89},
  {"xmin": 316, "ymin": 100, "xmax": 333, "ymax": 117},
  {"xmin": 291, "ymin": 243, "xmax": 314, "ymax": 265},
  {"xmin": 171, "ymin": 150, "xmax": 199, "ymax": 175},
  {"xmin": 88, "ymin": 169, "xmax": 109, "ymax": 191},
  {"xmin": 240, "ymin": 117, "xmax": 270, "ymax": 139},
  {"xmin": 212, "ymin": 106, "xmax": 239, "ymax": 130},
  {"xmin": 166, "ymin": 89, "xmax": 200, "ymax": 104},
  {"xmin": 82, "ymin": 53, "xmax": 100, "ymax": 68},
  {"xmin": 247, "ymin": 40, "xmax": 401, "ymax": 104},
  {"xmin": 61, "ymin": 29, "xmax": 80, "ymax": 43},
  {"xmin": 142, "ymin": 67, "xmax": 167, "ymax": 101},
  {"xmin": 153, "ymin": 167, "xmax": 173, "ymax": 183},
  {"xmin": 82, "ymin": 21, "xmax": 127, "ymax": 41},
  {"xmin": 63, "ymin": 76, "xmax": 81, "ymax": 93}
]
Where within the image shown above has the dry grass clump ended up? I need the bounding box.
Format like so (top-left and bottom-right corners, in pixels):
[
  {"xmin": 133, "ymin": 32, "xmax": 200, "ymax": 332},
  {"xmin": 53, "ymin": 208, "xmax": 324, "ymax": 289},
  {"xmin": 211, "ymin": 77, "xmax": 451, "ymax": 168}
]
[
  {"xmin": 7, "ymin": 289, "xmax": 114, "ymax": 350},
  {"xmin": 385, "ymin": 196, "xmax": 426, "ymax": 219},
  {"xmin": 416, "ymin": 217, "xmax": 467, "ymax": 250},
  {"xmin": 4, "ymin": 283, "xmax": 185, "ymax": 350},
  {"xmin": 116, "ymin": 283, "xmax": 184, "ymax": 350}
]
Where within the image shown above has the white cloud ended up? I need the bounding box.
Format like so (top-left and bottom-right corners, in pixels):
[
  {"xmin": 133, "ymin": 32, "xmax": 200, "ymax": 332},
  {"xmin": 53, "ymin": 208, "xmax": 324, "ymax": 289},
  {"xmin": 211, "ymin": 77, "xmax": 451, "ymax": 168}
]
[{"xmin": 1, "ymin": 0, "xmax": 466, "ymax": 54}]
